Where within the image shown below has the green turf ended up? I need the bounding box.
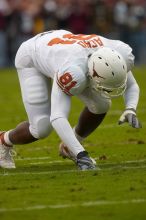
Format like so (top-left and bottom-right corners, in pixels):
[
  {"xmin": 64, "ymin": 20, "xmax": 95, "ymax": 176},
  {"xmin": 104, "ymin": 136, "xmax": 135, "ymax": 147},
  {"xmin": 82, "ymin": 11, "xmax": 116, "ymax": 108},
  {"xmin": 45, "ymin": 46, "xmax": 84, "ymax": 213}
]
[{"xmin": 0, "ymin": 67, "xmax": 146, "ymax": 220}]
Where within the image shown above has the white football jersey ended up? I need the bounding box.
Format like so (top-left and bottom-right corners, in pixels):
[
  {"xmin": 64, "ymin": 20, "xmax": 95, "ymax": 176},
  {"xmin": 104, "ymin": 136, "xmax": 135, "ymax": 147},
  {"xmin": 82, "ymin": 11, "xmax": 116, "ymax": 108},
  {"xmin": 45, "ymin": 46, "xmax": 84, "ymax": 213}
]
[{"xmin": 28, "ymin": 29, "xmax": 134, "ymax": 96}]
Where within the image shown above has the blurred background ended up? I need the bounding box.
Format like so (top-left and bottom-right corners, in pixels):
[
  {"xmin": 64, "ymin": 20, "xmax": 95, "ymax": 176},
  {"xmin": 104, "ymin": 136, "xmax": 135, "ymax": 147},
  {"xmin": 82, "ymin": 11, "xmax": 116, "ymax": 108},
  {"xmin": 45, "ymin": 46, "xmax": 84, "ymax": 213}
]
[{"xmin": 0, "ymin": 0, "xmax": 146, "ymax": 68}]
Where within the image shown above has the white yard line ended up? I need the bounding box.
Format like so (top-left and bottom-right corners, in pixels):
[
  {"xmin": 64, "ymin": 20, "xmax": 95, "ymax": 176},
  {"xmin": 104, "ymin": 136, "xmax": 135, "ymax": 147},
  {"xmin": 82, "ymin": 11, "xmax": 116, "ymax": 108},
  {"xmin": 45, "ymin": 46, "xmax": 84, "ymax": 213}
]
[
  {"xmin": 104, "ymin": 165, "xmax": 146, "ymax": 170},
  {"xmin": 95, "ymin": 158, "xmax": 146, "ymax": 165},
  {"xmin": 1, "ymin": 158, "xmax": 146, "ymax": 176},
  {"xmin": 29, "ymin": 158, "xmax": 146, "ymax": 165},
  {"xmin": 0, "ymin": 199, "xmax": 146, "ymax": 212},
  {"xmin": 108, "ymin": 109, "xmax": 146, "ymax": 115},
  {"xmin": 100, "ymin": 122, "xmax": 146, "ymax": 129},
  {"xmin": 15, "ymin": 155, "xmax": 146, "ymax": 163},
  {"xmin": 16, "ymin": 156, "xmax": 51, "ymax": 161},
  {"xmin": 29, "ymin": 160, "xmax": 70, "ymax": 165},
  {"xmin": 1, "ymin": 165, "xmax": 146, "ymax": 176},
  {"xmin": 16, "ymin": 158, "xmax": 146, "ymax": 165}
]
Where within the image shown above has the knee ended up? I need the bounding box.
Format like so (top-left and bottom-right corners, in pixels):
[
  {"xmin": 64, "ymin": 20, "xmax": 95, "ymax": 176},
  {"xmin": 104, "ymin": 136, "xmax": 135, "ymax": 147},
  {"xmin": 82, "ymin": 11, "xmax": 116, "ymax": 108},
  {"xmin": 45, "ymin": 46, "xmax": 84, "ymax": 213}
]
[
  {"xmin": 29, "ymin": 115, "xmax": 53, "ymax": 139},
  {"xmin": 88, "ymin": 99, "xmax": 111, "ymax": 114}
]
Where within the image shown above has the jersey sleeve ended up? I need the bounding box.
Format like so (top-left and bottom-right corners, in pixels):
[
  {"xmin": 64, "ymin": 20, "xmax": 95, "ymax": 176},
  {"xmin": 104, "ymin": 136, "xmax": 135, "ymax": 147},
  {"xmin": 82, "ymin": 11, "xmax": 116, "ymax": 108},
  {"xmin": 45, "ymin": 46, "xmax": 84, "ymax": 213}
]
[
  {"xmin": 56, "ymin": 66, "xmax": 87, "ymax": 96},
  {"xmin": 124, "ymin": 71, "xmax": 140, "ymax": 110},
  {"xmin": 115, "ymin": 41, "xmax": 135, "ymax": 72},
  {"xmin": 50, "ymin": 76, "xmax": 85, "ymax": 156}
]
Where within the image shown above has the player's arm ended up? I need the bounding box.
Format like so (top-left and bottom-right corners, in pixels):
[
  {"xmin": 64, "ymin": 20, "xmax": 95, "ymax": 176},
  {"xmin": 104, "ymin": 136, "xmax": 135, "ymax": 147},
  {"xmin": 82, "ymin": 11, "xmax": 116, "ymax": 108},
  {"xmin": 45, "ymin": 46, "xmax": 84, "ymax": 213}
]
[
  {"xmin": 119, "ymin": 71, "xmax": 142, "ymax": 128},
  {"xmin": 50, "ymin": 67, "xmax": 87, "ymax": 156}
]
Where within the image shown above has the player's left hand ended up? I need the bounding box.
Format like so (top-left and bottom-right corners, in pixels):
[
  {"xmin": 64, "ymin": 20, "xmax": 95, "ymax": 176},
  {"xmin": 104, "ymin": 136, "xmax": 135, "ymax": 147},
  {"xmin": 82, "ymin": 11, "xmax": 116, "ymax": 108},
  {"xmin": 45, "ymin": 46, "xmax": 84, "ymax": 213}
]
[{"xmin": 118, "ymin": 108, "xmax": 142, "ymax": 128}]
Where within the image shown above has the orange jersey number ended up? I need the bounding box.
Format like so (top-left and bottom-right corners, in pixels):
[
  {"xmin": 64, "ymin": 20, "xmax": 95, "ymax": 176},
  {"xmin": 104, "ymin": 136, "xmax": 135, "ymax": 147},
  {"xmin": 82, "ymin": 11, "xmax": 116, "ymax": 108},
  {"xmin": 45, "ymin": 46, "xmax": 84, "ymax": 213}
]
[
  {"xmin": 57, "ymin": 72, "xmax": 77, "ymax": 96},
  {"xmin": 48, "ymin": 34, "xmax": 103, "ymax": 48}
]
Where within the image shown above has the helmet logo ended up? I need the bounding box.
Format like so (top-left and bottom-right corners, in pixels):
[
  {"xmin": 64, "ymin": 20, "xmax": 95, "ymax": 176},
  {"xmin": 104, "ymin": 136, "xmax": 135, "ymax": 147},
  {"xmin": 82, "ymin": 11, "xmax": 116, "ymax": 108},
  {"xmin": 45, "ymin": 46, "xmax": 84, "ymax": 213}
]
[{"xmin": 93, "ymin": 62, "xmax": 105, "ymax": 79}]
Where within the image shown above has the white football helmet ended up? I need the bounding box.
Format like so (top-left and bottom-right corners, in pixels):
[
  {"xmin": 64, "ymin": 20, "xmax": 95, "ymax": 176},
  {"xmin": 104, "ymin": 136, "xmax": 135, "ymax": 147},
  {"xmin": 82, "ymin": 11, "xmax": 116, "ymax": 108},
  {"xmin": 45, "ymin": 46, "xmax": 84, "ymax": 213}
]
[{"xmin": 88, "ymin": 47, "xmax": 127, "ymax": 98}]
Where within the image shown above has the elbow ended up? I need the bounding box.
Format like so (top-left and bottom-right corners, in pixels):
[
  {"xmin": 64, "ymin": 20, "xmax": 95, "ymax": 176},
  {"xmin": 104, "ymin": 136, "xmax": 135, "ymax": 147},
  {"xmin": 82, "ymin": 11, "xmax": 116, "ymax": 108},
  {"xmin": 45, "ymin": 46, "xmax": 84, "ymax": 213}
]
[
  {"xmin": 134, "ymin": 83, "xmax": 140, "ymax": 95},
  {"xmin": 127, "ymin": 81, "xmax": 140, "ymax": 94}
]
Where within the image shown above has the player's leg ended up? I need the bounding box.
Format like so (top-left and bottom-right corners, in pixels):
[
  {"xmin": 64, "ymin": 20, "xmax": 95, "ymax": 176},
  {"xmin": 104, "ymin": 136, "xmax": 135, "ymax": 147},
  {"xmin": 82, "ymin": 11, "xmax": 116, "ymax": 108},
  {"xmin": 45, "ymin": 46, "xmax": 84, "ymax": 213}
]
[
  {"xmin": 0, "ymin": 42, "xmax": 36, "ymax": 168},
  {"xmin": 75, "ymin": 87, "xmax": 111, "ymax": 140},
  {"xmin": 9, "ymin": 121, "xmax": 37, "ymax": 144},
  {"xmin": 0, "ymin": 68, "xmax": 52, "ymax": 168},
  {"xmin": 18, "ymin": 68, "xmax": 53, "ymax": 138},
  {"xmin": 75, "ymin": 107, "xmax": 106, "ymax": 138}
]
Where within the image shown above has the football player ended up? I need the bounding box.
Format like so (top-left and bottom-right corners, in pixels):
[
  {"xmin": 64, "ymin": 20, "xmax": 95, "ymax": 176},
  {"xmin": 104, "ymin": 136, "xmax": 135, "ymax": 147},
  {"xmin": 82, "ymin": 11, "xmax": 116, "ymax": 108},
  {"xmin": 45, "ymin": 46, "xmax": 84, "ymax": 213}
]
[{"xmin": 0, "ymin": 30, "xmax": 141, "ymax": 170}]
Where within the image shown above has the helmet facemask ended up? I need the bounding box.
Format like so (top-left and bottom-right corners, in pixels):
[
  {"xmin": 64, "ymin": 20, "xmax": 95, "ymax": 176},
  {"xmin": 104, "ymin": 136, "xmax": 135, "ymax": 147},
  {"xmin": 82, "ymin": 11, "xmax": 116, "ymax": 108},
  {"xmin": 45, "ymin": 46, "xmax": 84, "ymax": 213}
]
[{"xmin": 89, "ymin": 74, "xmax": 127, "ymax": 99}]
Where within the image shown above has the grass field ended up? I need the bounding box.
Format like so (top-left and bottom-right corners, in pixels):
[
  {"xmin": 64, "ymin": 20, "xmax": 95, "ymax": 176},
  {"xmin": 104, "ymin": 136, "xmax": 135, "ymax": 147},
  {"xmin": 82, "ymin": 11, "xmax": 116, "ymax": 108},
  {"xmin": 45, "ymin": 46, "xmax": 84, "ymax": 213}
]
[{"xmin": 0, "ymin": 67, "xmax": 146, "ymax": 220}]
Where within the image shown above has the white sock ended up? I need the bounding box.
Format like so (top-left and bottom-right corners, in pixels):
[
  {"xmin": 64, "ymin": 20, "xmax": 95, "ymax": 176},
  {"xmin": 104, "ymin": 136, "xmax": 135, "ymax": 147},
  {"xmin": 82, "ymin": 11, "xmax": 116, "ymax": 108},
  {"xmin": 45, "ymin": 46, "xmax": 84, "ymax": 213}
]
[{"xmin": 4, "ymin": 131, "xmax": 13, "ymax": 146}]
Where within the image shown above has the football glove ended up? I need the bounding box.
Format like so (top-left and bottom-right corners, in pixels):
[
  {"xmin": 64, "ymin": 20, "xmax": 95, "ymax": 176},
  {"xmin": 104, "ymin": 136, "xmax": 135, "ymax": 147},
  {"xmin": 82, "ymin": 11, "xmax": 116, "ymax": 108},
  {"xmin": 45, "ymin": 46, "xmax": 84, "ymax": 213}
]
[{"xmin": 118, "ymin": 108, "xmax": 142, "ymax": 128}]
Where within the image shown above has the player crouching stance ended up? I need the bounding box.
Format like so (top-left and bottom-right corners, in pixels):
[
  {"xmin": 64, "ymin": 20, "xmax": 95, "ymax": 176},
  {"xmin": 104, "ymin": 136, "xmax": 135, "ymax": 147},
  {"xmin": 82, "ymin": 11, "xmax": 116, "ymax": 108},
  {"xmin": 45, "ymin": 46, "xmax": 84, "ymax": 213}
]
[{"xmin": 0, "ymin": 30, "xmax": 141, "ymax": 170}]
